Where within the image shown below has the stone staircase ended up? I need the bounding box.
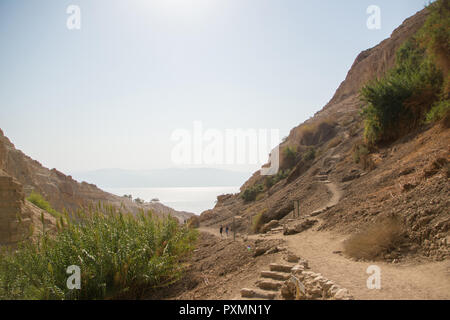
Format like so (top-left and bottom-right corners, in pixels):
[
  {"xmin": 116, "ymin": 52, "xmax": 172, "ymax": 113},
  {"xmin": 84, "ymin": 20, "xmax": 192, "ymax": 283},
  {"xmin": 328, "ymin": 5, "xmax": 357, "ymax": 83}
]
[
  {"xmin": 240, "ymin": 263, "xmax": 295, "ymax": 300},
  {"xmin": 314, "ymin": 172, "xmax": 330, "ymax": 183}
]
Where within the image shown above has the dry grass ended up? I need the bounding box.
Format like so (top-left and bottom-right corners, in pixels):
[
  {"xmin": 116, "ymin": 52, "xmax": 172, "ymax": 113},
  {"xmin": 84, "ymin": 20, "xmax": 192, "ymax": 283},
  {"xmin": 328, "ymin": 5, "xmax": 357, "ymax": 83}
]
[
  {"xmin": 251, "ymin": 211, "xmax": 265, "ymax": 234},
  {"xmin": 352, "ymin": 140, "xmax": 376, "ymax": 170},
  {"xmin": 343, "ymin": 215, "xmax": 405, "ymax": 261}
]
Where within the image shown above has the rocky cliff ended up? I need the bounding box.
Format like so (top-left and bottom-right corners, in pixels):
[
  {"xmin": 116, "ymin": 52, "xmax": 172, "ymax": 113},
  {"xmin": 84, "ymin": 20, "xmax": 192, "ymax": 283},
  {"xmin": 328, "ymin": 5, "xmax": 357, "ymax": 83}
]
[{"xmin": 200, "ymin": 7, "xmax": 449, "ymax": 262}]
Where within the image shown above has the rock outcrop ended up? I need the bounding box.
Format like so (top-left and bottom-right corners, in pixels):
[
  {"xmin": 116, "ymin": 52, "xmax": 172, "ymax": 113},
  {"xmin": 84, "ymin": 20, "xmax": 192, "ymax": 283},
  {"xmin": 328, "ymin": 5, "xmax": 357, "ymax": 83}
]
[{"xmin": 200, "ymin": 7, "xmax": 449, "ymax": 262}]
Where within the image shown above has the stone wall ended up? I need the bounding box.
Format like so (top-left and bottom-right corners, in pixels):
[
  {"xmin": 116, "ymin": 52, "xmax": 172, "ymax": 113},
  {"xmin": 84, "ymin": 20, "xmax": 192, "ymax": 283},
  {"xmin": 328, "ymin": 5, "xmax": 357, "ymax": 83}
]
[
  {"xmin": 0, "ymin": 170, "xmax": 56, "ymax": 246},
  {"xmin": 0, "ymin": 171, "xmax": 28, "ymax": 245}
]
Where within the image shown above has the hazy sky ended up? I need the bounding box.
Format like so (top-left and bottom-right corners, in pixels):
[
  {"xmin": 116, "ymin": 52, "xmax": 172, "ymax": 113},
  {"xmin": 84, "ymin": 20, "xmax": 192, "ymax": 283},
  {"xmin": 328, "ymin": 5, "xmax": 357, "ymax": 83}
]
[{"xmin": 0, "ymin": 0, "xmax": 428, "ymax": 174}]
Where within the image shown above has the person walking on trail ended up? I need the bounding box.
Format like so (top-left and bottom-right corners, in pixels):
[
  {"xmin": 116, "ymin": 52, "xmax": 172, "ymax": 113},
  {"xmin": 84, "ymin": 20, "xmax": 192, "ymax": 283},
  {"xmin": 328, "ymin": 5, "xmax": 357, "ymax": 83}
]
[
  {"xmin": 225, "ymin": 226, "xmax": 229, "ymax": 237},
  {"xmin": 220, "ymin": 225, "xmax": 223, "ymax": 238}
]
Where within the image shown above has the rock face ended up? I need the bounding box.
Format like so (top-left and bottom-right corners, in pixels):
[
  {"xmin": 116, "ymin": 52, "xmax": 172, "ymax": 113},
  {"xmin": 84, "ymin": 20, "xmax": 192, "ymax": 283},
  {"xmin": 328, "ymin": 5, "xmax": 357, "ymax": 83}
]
[
  {"xmin": 199, "ymin": 8, "xmax": 447, "ymax": 257},
  {"xmin": 0, "ymin": 129, "xmax": 193, "ymax": 223},
  {"xmin": 0, "ymin": 170, "xmax": 56, "ymax": 246}
]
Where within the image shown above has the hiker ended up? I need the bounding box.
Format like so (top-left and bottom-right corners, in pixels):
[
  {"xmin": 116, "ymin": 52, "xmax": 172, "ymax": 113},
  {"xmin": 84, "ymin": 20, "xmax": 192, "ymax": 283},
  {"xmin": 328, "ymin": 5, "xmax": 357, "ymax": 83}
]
[
  {"xmin": 225, "ymin": 226, "xmax": 229, "ymax": 237},
  {"xmin": 220, "ymin": 225, "xmax": 223, "ymax": 237}
]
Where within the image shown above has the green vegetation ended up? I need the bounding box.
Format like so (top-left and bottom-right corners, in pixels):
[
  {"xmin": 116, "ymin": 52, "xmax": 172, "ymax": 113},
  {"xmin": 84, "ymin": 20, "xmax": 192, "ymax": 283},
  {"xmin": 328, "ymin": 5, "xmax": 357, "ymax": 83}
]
[
  {"xmin": 283, "ymin": 146, "xmax": 299, "ymax": 169},
  {"xmin": 241, "ymin": 184, "xmax": 264, "ymax": 202},
  {"xmin": 426, "ymin": 99, "xmax": 450, "ymax": 125},
  {"xmin": 360, "ymin": 0, "xmax": 449, "ymax": 146},
  {"xmin": 361, "ymin": 39, "xmax": 443, "ymax": 145},
  {"xmin": 264, "ymin": 169, "xmax": 291, "ymax": 189},
  {"xmin": 302, "ymin": 147, "xmax": 316, "ymax": 162},
  {"xmin": 0, "ymin": 209, "xmax": 197, "ymax": 300},
  {"xmin": 417, "ymin": 0, "xmax": 450, "ymax": 67},
  {"xmin": 27, "ymin": 191, "xmax": 61, "ymax": 219},
  {"xmin": 352, "ymin": 141, "xmax": 369, "ymax": 164},
  {"xmin": 352, "ymin": 141, "xmax": 375, "ymax": 170}
]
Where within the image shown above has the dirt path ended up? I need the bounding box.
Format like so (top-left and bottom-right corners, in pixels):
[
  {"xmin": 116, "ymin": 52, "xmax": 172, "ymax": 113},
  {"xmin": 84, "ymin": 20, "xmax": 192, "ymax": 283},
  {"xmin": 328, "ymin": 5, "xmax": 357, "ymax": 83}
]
[
  {"xmin": 200, "ymin": 179, "xmax": 450, "ymax": 300},
  {"xmin": 262, "ymin": 228, "xmax": 450, "ymax": 300}
]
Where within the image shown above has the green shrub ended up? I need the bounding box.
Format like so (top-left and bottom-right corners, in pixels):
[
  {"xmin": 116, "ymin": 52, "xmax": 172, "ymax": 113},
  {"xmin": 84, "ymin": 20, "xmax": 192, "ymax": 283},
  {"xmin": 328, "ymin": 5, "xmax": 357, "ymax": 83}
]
[
  {"xmin": 264, "ymin": 169, "xmax": 291, "ymax": 189},
  {"xmin": 426, "ymin": 99, "xmax": 450, "ymax": 125},
  {"xmin": 361, "ymin": 38, "xmax": 443, "ymax": 146},
  {"xmin": 0, "ymin": 209, "xmax": 197, "ymax": 300},
  {"xmin": 417, "ymin": 0, "xmax": 450, "ymax": 62},
  {"xmin": 352, "ymin": 141, "xmax": 375, "ymax": 170},
  {"xmin": 27, "ymin": 191, "xmax": 61, "ymax": 219},
  {"xmin": 241, "ymin": 184, "xmax": 264, "ymax": 202},
  {"xmin": 302, "ymin": 147, "xmax": 316, "ymax": 161},
  {"xmin": 282, "ymin": 146, "xmax": 299, "ymax": 169}
]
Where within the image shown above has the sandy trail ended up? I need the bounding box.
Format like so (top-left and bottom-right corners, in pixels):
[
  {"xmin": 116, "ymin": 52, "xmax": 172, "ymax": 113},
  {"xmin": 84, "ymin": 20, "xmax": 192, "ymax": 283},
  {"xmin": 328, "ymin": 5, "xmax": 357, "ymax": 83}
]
[{"xmin": 199, "ymin": 181, "xmax": 450, "ymax": 300}]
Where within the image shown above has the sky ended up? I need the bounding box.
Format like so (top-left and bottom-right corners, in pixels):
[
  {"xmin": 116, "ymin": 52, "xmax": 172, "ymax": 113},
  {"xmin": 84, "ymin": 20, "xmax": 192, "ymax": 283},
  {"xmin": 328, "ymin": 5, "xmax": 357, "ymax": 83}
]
[{"xmin": 0, "ymin": 0, "xmax": 429, "ymax": 175}]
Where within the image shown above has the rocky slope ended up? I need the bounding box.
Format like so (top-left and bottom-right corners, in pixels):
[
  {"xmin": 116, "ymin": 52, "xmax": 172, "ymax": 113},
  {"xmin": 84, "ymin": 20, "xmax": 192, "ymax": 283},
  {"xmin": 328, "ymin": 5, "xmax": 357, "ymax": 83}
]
[
  {"xmin": 200, "ymin": 7, "xmax": 449, "ymax": 262},
  {"xmin": 0, "ymin": 128, "xmax": 193, "ymax": 246}
]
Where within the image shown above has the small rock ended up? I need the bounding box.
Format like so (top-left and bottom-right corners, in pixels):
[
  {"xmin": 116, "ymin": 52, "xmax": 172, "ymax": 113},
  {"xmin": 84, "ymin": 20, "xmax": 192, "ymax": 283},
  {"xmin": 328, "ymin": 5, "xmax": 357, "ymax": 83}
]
[
  {"xmin": 253, "ymin": 247, "xmax": 267, "ymax": 257},
  {"xmin": 328, "ymin": 284, "xmax": 341, "ymax": 296},
  {"xmin": 322, "ymin": 280, "xmax": 335, "ymax": 292},
  {"xmin": 334, "ymin": 288, "xmax": 350, "ymax": 300},
  {"xmin": 291, "ymin": 264, "xmax": 305, "ymax": 275},
  {"xmin": 286, "ymin": 253, "xmax": 300, "ymax": 263},
  {"xmin": 281, "ymin": 282, "xmax": 296, "ymax": 300}
]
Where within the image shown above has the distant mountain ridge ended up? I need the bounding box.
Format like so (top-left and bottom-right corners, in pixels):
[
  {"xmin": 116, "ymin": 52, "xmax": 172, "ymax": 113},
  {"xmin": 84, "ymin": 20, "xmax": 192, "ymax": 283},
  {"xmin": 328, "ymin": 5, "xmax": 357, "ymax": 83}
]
[
  {"xmin": 70, "ymin": 168, "xmax": 251, "ymax": 188},
  {"xmin": 0, "ymin": 128, "xmax": 194, "ymax": 227}
]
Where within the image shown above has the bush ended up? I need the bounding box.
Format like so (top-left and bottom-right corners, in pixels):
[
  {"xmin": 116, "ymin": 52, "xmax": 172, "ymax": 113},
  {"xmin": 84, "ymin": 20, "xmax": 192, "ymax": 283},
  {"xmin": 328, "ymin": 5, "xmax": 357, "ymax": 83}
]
[
  {"xmin": 343, "ymin": 215, "xmax": 405, "ymax": 261},
  {"xmin": 282, "ymin": 146, "xmax": 299, "ymax": 169},
  {"xmin": 241, "ymin": 184, "xmax": 264, "ymax": 203},
  {"xmin": 352, "ymin": 141, "xmax": 374, "ymax": 170},
  {"xmin": 417, "ymin": 0, "xmax": 450, "ymax": 68},
  {"xmin": 264, "ymin": 169, "xmax": 291, "ymax": 189},
  {"xmin": 302, "ymin": 147, "xmax": 316, "ymax": 161},
  {"xmin": 352, "ymin": 141, "xmax": 369, "ymax": 163},
  {"xmin": 251, "ymin": 211, "xmax": 265, "ymax": 234},
  {"xmin": 426, "ymin": 99, "xmax": 450, "ymax": 126},
  {"xmin": 361, "ymin": 38, "xmax": 443, "ymax": 146},
  {"xmin": 0, "ymin": 209, "xmax": 197, "ymax": 300},
  {"xmin": 27, "ymin": 191, "xmax": 61, "ymax": 219}
]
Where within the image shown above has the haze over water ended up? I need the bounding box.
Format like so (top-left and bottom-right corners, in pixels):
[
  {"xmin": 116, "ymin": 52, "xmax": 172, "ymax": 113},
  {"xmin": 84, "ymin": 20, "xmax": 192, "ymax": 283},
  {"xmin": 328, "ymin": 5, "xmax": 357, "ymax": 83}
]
[{"xmin": 105, "ymin": 186, "xmax": 241, "ymax": 215}]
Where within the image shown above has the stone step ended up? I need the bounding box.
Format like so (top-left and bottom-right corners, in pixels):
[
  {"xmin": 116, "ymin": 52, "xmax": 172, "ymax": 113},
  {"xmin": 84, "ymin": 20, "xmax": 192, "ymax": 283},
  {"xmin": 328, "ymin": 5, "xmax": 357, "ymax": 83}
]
[
  {"xmin": 240, "ymin": 288, "xmax": 277, "ymax": 300},
  {"xmin": 269, "ymin": 263, "xmax": 294, "ymax": 273},
  {"xmin": 269, "ymin": 227, "xmax": 284, "ymax": 233},
  {"xmin": 260, "ymin": 271, "xmax": 291, "ymax": 281},
  {"xmin": 256, "ymin": 279, "xmax": 284, "ymax": 291}
]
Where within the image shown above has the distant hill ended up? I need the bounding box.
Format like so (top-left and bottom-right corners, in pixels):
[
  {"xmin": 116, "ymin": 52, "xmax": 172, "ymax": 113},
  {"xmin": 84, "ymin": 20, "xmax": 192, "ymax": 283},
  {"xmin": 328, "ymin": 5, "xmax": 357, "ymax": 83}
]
[
  {"xmin": 70, "ymin": 168, "xmax": 251, "ymax": 188},
  {"xmin": 0, "ymin": 129, "xmax": 194, "ymax": 232}
]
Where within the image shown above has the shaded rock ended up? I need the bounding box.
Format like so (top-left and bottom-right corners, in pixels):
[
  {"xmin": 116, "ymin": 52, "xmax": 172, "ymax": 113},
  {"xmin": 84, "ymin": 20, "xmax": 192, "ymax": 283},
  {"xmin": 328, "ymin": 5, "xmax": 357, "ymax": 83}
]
[
  {"xmin": 261, "ymin": 220, "xmax": 280, "ymax": 233},
  {"xmin": 284, "ymin": 219, "xmax": 318, "ymax": 235}
]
